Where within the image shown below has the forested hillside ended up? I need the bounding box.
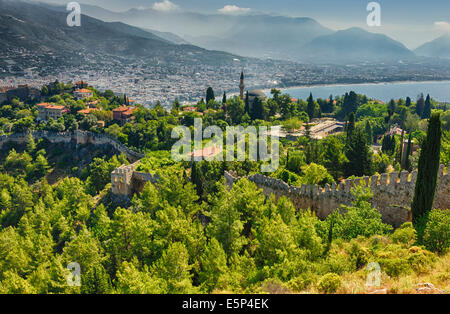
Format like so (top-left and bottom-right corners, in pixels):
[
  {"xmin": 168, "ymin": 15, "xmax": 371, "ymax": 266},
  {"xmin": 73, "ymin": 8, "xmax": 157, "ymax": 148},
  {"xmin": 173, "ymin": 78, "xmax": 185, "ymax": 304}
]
[{"xmin": 0, "ymin": 82, "xmax": 448, "ymax": 294}]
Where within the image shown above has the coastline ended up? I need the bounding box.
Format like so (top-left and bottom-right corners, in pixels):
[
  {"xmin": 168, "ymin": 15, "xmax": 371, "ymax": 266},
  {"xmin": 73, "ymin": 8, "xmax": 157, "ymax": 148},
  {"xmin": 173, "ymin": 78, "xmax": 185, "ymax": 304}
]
[{"xmin": 260, "ymin": 79, "xmax": 450, "ymax": 94}]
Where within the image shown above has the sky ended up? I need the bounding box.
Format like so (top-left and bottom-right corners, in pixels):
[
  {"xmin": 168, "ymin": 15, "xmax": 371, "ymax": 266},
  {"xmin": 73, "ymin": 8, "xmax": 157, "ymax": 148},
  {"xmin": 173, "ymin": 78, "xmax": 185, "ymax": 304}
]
[{"xmin": 39, "ymin": 0, "xmax": 450, "ymax": 49}]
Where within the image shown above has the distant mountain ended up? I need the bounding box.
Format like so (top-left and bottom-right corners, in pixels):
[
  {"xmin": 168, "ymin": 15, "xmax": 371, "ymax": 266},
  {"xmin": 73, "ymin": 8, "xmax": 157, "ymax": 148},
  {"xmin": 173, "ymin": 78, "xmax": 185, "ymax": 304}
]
[
  {"xmin": 0, "ymin": 0, "xmax": 244, "ymax": 71},
  {"xmin": 188, "ymin": 15, "xmax": 333, "ymax": 60},
  {"xmin": 75, "ymin": 4, "xmax": 333, "ymax": 61},
  {"xmin": 142, "ymin": 28, "xmax": 190, "ymax": 45},
  {"xmin": 415, "ymin": 34, "xmax": 450, "ymax": 59},
  {"xmin": 301, "ymin": 27, "xmax": 415, "ymax": 64},
  {"xmin": 37, "ymin": 2, "xmax": 189, "ymax": 45}
]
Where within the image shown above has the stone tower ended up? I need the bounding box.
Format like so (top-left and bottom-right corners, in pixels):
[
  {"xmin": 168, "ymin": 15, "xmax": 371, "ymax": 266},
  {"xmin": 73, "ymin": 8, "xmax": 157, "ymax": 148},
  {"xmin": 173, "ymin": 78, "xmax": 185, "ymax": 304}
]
[{"xmin": 239, "ymin": 71, "xmax": 245, "ymax": 100}]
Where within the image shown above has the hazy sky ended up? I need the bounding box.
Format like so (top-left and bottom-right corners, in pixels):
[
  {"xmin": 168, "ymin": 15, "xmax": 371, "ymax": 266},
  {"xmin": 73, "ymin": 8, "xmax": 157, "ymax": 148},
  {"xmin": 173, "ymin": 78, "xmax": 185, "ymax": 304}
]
[{"xmin": 40, "ymin": 0, "xmax": 450, "ymax": 49}]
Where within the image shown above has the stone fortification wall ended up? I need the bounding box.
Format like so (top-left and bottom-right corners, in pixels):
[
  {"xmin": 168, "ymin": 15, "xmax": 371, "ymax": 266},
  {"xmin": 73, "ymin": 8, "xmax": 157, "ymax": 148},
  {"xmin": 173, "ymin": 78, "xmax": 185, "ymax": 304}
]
[
  {"xmin": 225, "ymin": 165, "xmax": 450, "ymax": 227},
  {"xmin": 0, "ymin": 131, "xmax": 144, "ymax": 162}
]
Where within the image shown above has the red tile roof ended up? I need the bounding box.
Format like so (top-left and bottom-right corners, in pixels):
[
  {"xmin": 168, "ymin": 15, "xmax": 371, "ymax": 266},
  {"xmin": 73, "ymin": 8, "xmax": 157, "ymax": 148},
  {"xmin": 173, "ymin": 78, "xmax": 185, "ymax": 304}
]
[
  {"xmin": 78, "ymin": 108, "xmax": 99, "ymax": 114},
  {"xmin": 75, "ymin": 89, "xmax": 92, "ymax": 93},
  {"xmin": 189, "ymin": 145, "xmax": 222, "ymax": 157},
  {"xmin": 37, "ymin": 103, "xmax": 66, "ymax": 110}
]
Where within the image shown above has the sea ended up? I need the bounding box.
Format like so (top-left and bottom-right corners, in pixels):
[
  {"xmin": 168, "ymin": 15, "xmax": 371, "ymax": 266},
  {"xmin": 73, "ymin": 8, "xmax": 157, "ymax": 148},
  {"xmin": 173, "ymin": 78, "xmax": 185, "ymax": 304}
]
[{"xmin": 267, "ymin": 81, "xmax": 450, "ymax": 102}]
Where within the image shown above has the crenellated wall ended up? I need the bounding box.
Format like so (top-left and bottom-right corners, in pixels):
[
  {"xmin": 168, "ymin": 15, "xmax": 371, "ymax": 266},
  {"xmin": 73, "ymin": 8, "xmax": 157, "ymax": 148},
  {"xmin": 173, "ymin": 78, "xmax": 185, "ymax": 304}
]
[
  {"xmin": 225, "ymin": 165, "xmax": 450, "ymax": 227},
  {"xmin": 0, "ymin": 131, "xmax": 144, "ymax": 162},
  {"xmin": 109, "ymin": 160, "xmax": 449, "ymax": 227}
]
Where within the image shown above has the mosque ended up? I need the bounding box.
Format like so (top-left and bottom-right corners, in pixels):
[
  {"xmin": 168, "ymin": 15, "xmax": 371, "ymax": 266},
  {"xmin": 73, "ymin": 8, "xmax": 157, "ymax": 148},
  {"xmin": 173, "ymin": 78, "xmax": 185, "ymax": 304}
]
[{"xmin": 239, "ymin": 71, "xmax": 267, "ymax": 104}]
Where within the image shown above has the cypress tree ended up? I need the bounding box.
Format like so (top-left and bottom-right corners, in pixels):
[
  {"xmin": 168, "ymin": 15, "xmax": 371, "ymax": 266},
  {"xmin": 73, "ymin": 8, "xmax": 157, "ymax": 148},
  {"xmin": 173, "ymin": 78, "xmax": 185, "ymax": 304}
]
[
  {"xmin": 388, "ymin": 99, "xmax": 396, "ymax": 112},
  {"xmin": 411, "ymin": 112, "xmax": 442, "ymax": 228},
  {"xmin": 405, "ymin": 97, "xmax": 412, "ymax": 107},
  {"xmin": 398, "ymin": 129, "xmax": 405, "ymax": 166},
  {"xmin": 416, "ymin": 93, "xmax": 425, "ymax": 117},
  {"xmin": 191, "ymin": 162, "xmax": 204, "ymax": 198},
  {"xmin": 342, "ymin": 91, "xmax": 358, "ymax": 117},
  {"xmin": 346, "ymin": 113, "xmax": 355, "ymax": 142},
  {"xmin": 222, "ymin": 92, "xmax": 227, "ymax": 104},
  {"xmin": 206, "ymin": 87, "xmax": 215, "ymax": 104},
  {"xmin": 404, "ymin": 133, "xmax": 413, "ymax": 171},
  {"xmin": 365, "ymin": 120, "xmax": 373, "ymax": 145},
  {"xmin": 422, "ymin": 94, "xmax": 432, "ymax": 119},
  {"xmin": 307, "ymin": 92, "xmax": 315, "ymax": 120},
  {"xmin": 244, "ymin": 91, "xmax": 250, "ymax": 114}
]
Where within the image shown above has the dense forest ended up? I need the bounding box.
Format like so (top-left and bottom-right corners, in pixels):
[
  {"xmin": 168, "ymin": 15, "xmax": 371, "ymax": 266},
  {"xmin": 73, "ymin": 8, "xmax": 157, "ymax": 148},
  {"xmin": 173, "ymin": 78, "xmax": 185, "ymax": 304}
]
[{"xmin": 0, "ymin": 81, "xmax": 448, "ymax": 293}]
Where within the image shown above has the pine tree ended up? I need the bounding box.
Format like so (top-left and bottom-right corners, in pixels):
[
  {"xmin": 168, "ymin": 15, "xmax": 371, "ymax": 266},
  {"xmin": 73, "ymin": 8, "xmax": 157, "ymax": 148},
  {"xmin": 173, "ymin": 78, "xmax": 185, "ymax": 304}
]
[
  {"xmin": 172, "ymin": 99, "xmax": 181, "ymax": 111},
  {"xmin": 251, "ymin": 96, "xmax": 264, "ymax": 120},
  {"xmin": 345, "ymin": 128, "xmax": 373, "ymax": 177},
  {"xmin": 26, "ymin": 133, "xmax": 36, "ymax": 154},
  {"xmin": 307, "ymin": 92, "xmax": 315, "ymax": 120},
  {"xmin": 81, "ymin": 265, "xmax": 111, "ymax": 294},
  {"xmin": 411, "ymin": 112, "xmax": 442, "ymax": 228},
  {"xmin": 422, "ymin": 94, "xmax": 432, "ymax": 119},
  {"xmin": 326, "ymin": 95, "xmax": 334, "ymax": 113}
]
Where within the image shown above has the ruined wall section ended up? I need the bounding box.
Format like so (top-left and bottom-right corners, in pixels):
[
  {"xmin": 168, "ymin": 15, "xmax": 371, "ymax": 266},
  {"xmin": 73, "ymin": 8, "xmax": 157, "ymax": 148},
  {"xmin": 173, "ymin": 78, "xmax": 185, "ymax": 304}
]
[{"xmin": 0, "ymin": 131, "xmax": 144, "ymax": 162}]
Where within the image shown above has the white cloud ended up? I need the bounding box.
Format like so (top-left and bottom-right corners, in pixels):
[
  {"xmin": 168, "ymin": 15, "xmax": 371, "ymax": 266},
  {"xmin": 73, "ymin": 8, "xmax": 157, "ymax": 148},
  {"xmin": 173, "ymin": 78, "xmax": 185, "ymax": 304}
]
[
  {"xmin": 218, "ymin": 5, "xmax": 251, "ymax": 15},
  {"xmin": 153, "ymin": 0, "xmax": 179, "ymax": 12},
  {"xmin": 434, "ymin": 21, "xmax": 450, "ymax": 32}
]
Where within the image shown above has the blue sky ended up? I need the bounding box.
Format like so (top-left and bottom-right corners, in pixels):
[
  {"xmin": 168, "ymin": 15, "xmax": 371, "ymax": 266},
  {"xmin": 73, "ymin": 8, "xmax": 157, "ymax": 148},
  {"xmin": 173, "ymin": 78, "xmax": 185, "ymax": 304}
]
[{"xmin": 41, "ymin": 0, "xmax": 450, "ymax": 48}]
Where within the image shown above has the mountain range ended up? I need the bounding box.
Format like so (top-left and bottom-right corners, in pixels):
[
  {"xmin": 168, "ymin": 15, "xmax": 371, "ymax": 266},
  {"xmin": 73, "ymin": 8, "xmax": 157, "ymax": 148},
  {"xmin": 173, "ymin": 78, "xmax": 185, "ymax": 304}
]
[
  {"xmin": 0, "ymin": 0, "xmax": 245, "ymax": 72},
  {"xmin": 65, "ymin": 2, "xmax": 450, "ymax": 64},
  {"xmin": 1, "ymin": 0, "xmax": 450, "ymax": 70}
]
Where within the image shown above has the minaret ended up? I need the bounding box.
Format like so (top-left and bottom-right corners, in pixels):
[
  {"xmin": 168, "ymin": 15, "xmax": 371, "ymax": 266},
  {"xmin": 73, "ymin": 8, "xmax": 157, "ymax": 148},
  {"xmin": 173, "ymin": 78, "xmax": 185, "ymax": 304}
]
[{"xmin": 239, "ymin": 71, "xmax": 245, "ymax": 100}]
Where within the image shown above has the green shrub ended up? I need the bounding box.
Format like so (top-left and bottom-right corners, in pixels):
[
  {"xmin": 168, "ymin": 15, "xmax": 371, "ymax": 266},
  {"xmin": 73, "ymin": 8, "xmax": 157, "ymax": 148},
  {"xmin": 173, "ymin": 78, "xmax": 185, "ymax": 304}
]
[
  {"xmin": 331, "ymin": 187, "xmax": 393, "ymax": 240},
  {"xmin": 317, "ymin": 273, "xmax": 342, "ymax": 294},
  {"xmin": 407, "ymin": 246, "xmax": 436, "ymax": 273},
  {"xmin": 288, "ymin": 273, "xmax": 318, "ymax": 292},
  {"xmin": 392, "ymin": 222, "xmax": 417, "ymax": 247},
  {"xmin": 321, "ymin": 253, "xmax": 353, "ymax": 275},
  {"xmin": 259, "ymin": 278, "xmax": 291, "ymax": 294},
  {"xmin": 379, "ymin": 258, "xmax": 411, "ymax": 277},
  {"xmin": 422, "ymin": 209, "xmax": 450, "ymax": 254},
  {"xmin": 347, "ymin": 241, "xmax": 370, "ymax": 270}
]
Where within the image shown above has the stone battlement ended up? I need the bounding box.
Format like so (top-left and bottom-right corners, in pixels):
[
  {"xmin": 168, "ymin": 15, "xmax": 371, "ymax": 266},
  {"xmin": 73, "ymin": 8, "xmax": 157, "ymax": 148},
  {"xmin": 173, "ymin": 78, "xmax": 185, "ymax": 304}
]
[
  {"xmin": 110, "ymin": 161, "xmax": 159, "ymax": 195},
  {"xmin": 225, "ymin": 165, "xmax": 450, "ymax": 227}
]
